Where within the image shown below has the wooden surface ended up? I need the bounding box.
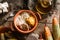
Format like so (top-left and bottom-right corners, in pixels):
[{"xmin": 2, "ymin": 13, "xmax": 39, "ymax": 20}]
[{"xmin": 0, "ymin": 0, "xmax": 60, "ymax": 40}]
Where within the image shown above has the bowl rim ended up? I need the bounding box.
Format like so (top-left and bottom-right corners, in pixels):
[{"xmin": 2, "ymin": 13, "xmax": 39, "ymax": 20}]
[{"xmin": 14, "ymin": 10, "xmax": 38, "ymax": 33}]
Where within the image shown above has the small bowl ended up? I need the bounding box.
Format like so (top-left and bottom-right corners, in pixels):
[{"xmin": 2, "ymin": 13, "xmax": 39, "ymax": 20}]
[{"xmin": 14, "ymin": 10, "xmax": 38, "ymax": 33}]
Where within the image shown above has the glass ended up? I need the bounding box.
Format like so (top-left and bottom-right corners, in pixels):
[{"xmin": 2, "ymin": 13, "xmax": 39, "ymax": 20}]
[{"xmin": 36, "ymin": 0, "xmax": 52, "ymax": 14}]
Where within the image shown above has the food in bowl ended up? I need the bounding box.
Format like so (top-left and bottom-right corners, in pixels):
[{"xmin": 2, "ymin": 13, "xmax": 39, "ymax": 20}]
[{"xmin": 14, "ymin": 10, "xmax": 38, "ymax": 33}]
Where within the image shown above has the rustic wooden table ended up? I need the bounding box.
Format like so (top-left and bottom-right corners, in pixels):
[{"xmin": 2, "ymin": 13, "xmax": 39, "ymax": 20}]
[{"xmin": 0, "ymin": 0, "xmax": 60, "ymax": 40}]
